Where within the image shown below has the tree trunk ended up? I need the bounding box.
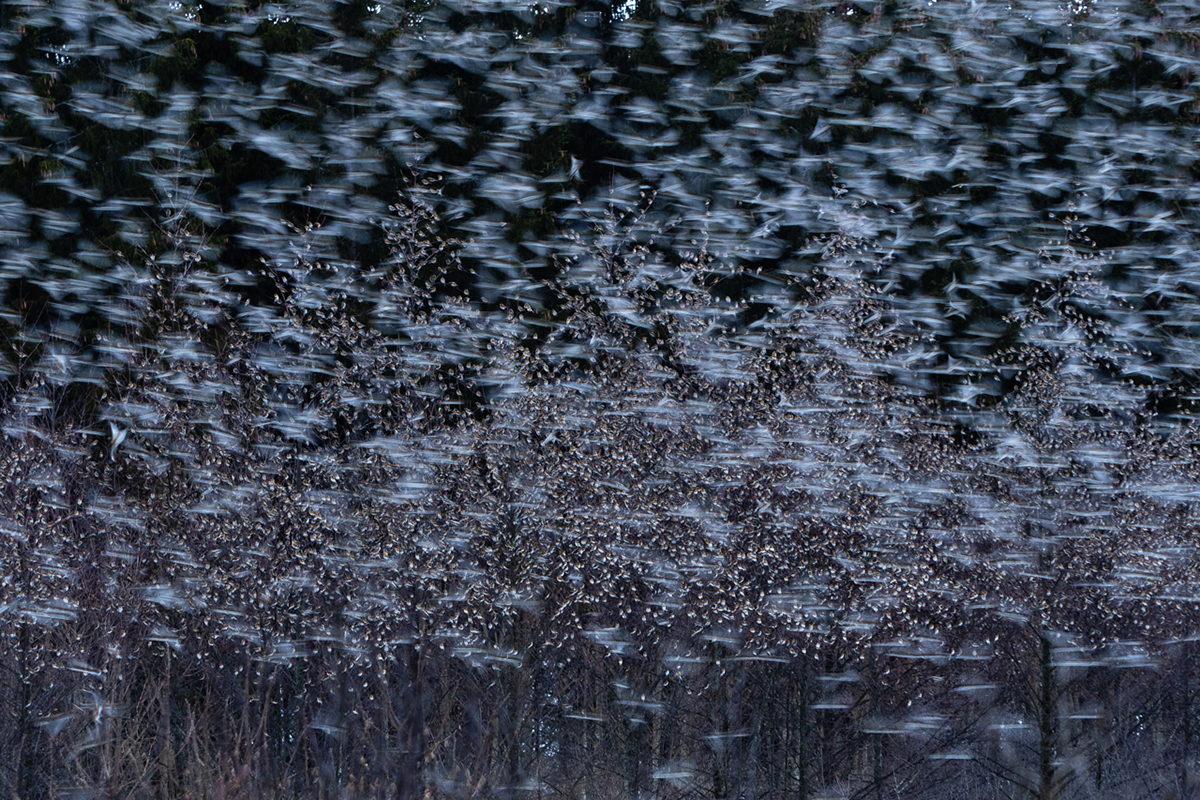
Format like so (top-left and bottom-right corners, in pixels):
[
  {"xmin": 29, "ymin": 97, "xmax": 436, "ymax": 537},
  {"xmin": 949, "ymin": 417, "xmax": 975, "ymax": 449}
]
[
  {"xmin": 1038, "ymin": 634, "xmax": 1057, "ymax": 800},
  {"xmin": 796, "ymin": 662, "xmax": 810, "ymax": 800}
]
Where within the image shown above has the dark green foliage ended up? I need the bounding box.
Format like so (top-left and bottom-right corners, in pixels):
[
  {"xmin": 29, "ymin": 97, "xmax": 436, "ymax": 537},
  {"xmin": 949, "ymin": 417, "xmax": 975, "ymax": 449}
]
[{"xmin": 0, "ymin": 0, "xmax": 1196, "ymax": 412}]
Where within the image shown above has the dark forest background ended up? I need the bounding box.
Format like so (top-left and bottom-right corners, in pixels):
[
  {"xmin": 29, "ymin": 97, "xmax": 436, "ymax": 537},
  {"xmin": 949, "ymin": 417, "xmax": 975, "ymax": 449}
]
[{"xmin": 4, "ymin": 0, "xmax": 1200, "ymax": 797}]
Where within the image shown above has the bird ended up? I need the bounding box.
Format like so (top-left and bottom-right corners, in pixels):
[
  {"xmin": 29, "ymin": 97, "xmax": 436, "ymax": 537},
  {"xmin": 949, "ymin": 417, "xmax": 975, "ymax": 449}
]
[{"xmin": 108, "ymin": 422, "xmax": 127, "ymax": 460}]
